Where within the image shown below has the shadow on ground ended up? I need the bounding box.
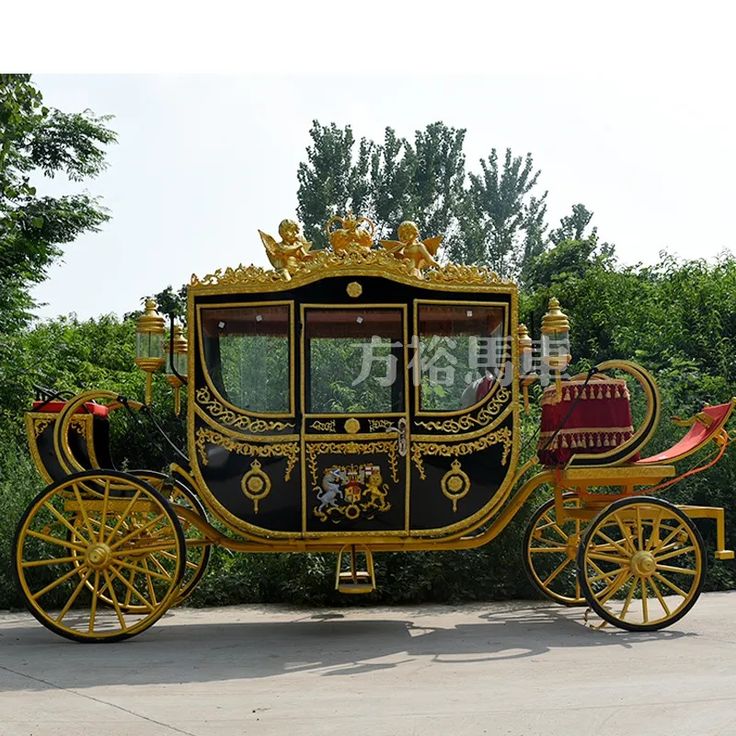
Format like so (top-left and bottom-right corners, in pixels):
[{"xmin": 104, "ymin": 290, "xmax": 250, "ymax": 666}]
[{"xmin": 0, "ymin": 602, "xmax": 691, "ymax": 691}]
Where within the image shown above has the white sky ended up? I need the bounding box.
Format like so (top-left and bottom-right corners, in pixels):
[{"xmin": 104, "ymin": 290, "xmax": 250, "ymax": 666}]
[{"xmin": 4, "ymin": 2, "xmax": 735, "ymax": 320}]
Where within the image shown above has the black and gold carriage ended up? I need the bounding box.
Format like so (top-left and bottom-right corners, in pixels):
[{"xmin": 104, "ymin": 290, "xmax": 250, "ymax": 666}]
[{"xmin": 14, "ymin": 213, "xmax": 735, "ymax": 641}]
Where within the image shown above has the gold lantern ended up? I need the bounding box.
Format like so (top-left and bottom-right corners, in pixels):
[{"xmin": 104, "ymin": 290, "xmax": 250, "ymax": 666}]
[
  {"xmin": 165, "ymin": 322, "xmax": 188, "ymax": 416},
  {"xmin": 135, "ymin": 297, "xmax": 166, "ymax": 405},
  {"xmin": 541, "ymin": 297, "xmax": 571, "ymax": 400}
]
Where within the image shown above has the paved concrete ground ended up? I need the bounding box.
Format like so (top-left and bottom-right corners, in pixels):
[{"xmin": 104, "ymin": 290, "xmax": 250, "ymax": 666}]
[{"xmin": 1, "ymin": 592, "xmax": 735, "ymax": 736}]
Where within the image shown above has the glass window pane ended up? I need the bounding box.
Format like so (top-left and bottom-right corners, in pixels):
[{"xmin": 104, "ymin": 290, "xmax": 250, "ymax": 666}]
[
  {"xmin": 417, "ymin": 304, "xmax": 506, "ymax": 412},
  {"xmin": 201, "ymin": 305, "xmax": 290, "ymax": 413},
  {"xmin": 306, "ymin": 309, "xmax": 404, "ymax": 414}
]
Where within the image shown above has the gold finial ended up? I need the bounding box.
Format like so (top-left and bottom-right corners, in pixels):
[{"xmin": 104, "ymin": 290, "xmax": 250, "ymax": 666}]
[
  {"xmin": 379, "ymin": 220, "xmax": 443, "ymax": 278},
  {"xmin": 326, "ymin": 211, "xmax": 375, "ymax": 253},
  {"xmin": 541, "ymin": 297, "xmax": 570, "ymax": 335},
  {"xmin": 259, "ymin": 219, "xmax": 312, "ymax": 279}
]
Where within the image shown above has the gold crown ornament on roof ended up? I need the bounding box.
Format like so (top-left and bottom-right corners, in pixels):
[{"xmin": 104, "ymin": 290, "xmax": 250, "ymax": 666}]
[{"xmin": 326, "ymin": 212, "xmax": 375, "ymax": 253}]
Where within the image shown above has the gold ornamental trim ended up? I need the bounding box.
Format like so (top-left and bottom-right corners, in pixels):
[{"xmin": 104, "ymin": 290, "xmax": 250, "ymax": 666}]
[
  {"xmin": 310, "ymin": 419, "xmax": 336, "ymax": 432},
  {"xmin": 195, "ymin": 427, "xmax": 299, "ymax": 481},
  {"xmin": 195, "ymin": 387, "xmax": 294, "ymax": 433},
  {"xmin": 440, "ymin": 460, "xmax": 471, "ymax": 512},
  {"xmin": 414, "ymin": 387, "xmax": 511, "ymax": 433},
  {"xmin": 306, "ymin": 439, "xmax": 400, "ymax": 487},
  {"xmin": 190, "ymin": 248, "xmax": 514, "ymax": 293},
  {"xmin": 241, "ymin": 460, "xmax": 272, "ymax": 513},
  {"xmin": 411, "ymin": 426, "xmax": 513, "ymax": 480}
]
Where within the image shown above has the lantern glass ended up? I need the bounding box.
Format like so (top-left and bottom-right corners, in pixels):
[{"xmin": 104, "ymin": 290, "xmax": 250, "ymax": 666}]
[
  {"xmin": 166, "ymin": 348, "xmax": 188, "ymax": 378},
  {"xmin": 136, "ymin": 330, "xmax": 164, "ymax": 360}
]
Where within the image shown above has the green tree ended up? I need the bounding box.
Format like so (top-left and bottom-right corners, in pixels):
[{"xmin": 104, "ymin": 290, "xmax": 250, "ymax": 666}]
[
  {"xmin": 296, "ymin": 121, "xmax": 467, "ymax": 252},
  {"xmin": 296, "ymin": 122, "xmax": 555, "ymax": 279},
  {"xmin": 0, "ymin": 74, "xmax": 116, "ymax": 421}
]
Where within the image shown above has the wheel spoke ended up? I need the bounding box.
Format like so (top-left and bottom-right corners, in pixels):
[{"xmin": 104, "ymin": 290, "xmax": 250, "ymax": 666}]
[
  {"xmin": 111, "ymin": 543, "xmax": 177, "ymax": 557},
  {"xmin": 108, "ymin": 565, "xmax": 154, "ymax": 611},
  {"xmin": 21, "ymin": 555, "xmax": 78, "ymax": 568},
  {"xmin": 597, "ymin": 572, "xmax": 631, "ymax": 605},
  {"xmin": 104, "ymin": 490, "xmax": 142, "ymax": 544},
  {"xmin": 72, "ymin": 484, "xmax": 97, "ymax": 543},
  {"xmin": 41, "ymin": 502, "xmax": 90, "ymax": 545},
  {"xmin": 55, "ymin": 568, "xmax": 92, "ymax": 623},
  {"xmin": 88, "ymin": 571, "xmax": 100, "ymax": 633},
  {"xmin": 656, "ymin": 564, "xmax": 698, "ymax": 576},
  {"xmin": 655, "ymin": 545, "xmax": 695, "ymax": 563},
  {"xmin": 542, "ymin": 557, "xmax": 571, "ymax": 587},
  {"xmin": 31, "ymin": 564, "xmax": 86, "ymax": 600},
  {"xmin": 114, "ymin": 559, "xmax": 172, "ymax": 583},
  {"xmin": 645, "ymin": 508, "xmax": 663, "ymax": 551},
  {"xmin": 593, "ymin": 530, "xmax": 631, "ymax": 558},
  {"xmin": 109, "ymin": 513, "xmax": 166, "ymax": 551},
  {"xmin": 649, "ymin": 577, "xmax": 671, "ymax": 616},
  {"xmin": 653, "ymin": 572, "xmax": 688, "ymax": 598},
  {"xmin": 650, "ymin": 522, "xmax": 687, "ymax": 554},
  {"xmin": 529, "ymin": 546, "xmax": 568, "ymax": 553},
  {"xmin": 613, "ymin": 513, "xmax": 637, "ymax": 553},
  {"xmin": 98, "ymin": 479, "xmax": 111, "ymax": 542},
  {"xmin": 641, "ymin": 578, "xmax": 649, "ymax": 623},
  {"xmin": 142, "ymin": 558, "xmax": 159, "ymax": 606},
  {"xmin": 619, "ymin": 576, "xmax": 638, "ymax": 619},
  {"xmin": 102, "ymin": 570, "xmax": 127, "ymax": 629},
  {"xmin": 587, "ymin": 552, "xmax": 630, "ymax": 566}
]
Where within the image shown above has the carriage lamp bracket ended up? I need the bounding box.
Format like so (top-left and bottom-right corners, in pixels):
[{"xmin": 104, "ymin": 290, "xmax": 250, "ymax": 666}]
[{"xmin": 118, "ymin": 394, "xmax": 190, "ymax": 464}]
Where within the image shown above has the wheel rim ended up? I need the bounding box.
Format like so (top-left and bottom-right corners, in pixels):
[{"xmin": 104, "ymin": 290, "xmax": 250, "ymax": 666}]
[
  {"xmin": 15, "ymin": 472, "xmax": 184, "ymax": 641},
  {"xmin": 525, "ymin": 495, "xmax": 585, "ymax": 606},
  {"xmin": 579, "ymin": 499, "xmax": 704, "ymax": 630}
]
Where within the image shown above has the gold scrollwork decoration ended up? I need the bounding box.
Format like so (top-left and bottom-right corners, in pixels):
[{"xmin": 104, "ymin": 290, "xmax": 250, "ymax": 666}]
[
  {"xmin": 411, "ymin": 427, "xmax": 513, "ymax": 480},
  {"xmin": 368, "ymin": 419, "xmax": 394, "ymax": 432},
  {"xmin": 240, "ymin": 459, "xmax": 272, "ymax": 513},
  {"xmin": 191, "ymin": 248, "xmax": 513, "ymax": 290},
  {"xmin": 440, "ymin": 460, "xmax": 471, "ymax": 512},
  {"xmin": 32, "ymin": 417, "xmax": 53, "ymax": 438},
  {"xmin": 196, "ymin": 387, "xmax": 294, "ymax": 433},
  {"xmin": 306, "ymin": 439, "xmax": 400, "ymax": 487},
  {"xmin": 310, "ymin": 419, "xmax": 336, "ymax": 432},
  {"xmin": 195, "ymin": 427, "xmax": 299, "ymax": 481},
  {"xmin": 414, "ymin": 387, "xmax": 511, "ymax": 432}
]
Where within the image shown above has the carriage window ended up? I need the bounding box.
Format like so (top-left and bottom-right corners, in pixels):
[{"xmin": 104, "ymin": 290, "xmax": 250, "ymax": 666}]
[
  {"xmin": 201, "ymin": 305, "xmax": 290, "ymax": 413},
  {"xmin": 417, "ymin": 304, "xmax": 505, "ymax": 412},
  {"xmin": 305, "ymin": 308, "xmax": 404, "ymax": 414}
]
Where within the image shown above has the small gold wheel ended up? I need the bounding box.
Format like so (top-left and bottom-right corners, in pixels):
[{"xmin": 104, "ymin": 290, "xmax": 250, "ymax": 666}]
[
  {"xmin": 14, "ymin": 470, "xmax": 185, "ymax": 642},
  {"xmin": 578, "ymin": 497, "xmax": 705, "ymax": 631},
  {"xmin": 523, "ymin": 493, "xmax": 586, "ymax": 606}
]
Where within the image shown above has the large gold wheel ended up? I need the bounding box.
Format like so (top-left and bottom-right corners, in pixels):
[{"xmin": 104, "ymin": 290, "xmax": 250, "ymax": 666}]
[
  {"xmin": 578, "ymin": 497, "xmax": 705, "ymax": 631},
  {"xmin": 14, "ymin": 470, "xmax": 185, "ymax": 642},
  {"xmin": 523, "ymin": 494, "xmax": 586, "ymax": 606}
]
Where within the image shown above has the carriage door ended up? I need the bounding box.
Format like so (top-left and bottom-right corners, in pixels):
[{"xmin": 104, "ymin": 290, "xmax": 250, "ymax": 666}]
[{"xmin": 301, "ymin": 304, "xmax": 409, "ymax": 534}]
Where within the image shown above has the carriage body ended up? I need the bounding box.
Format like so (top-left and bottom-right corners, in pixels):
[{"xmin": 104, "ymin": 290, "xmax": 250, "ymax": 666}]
[{"xmin": 187, "ymin": 249, "xmax": 520, "ymax": 548}]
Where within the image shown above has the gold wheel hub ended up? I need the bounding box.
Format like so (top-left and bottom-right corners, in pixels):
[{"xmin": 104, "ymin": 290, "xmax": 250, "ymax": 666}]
[
  {"xmin": 85, "ymin": 542, "xmax": 112, "ymax": 570},
  {"xmin": 630, "ymin": 550, "xmax": 656, "ymax": 577}
]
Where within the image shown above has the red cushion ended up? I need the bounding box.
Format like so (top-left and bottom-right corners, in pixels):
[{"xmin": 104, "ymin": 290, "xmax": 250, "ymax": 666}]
[{"xmin": 31, "ymin": 401, "xmax": 110, "ymax": 418}]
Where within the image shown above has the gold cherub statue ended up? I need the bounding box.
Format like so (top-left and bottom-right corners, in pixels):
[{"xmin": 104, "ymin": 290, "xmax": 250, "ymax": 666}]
[
  {"xmin": 326, "ymin": 212, "xmax": 375, "ymax": 253},
  {"xmin": 259, "ymin": 219, "xmax": 312, "ymax": 279},
  {"xmin": 380, "ymin": 220, "xmax": 443, "ymax": 277}
]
